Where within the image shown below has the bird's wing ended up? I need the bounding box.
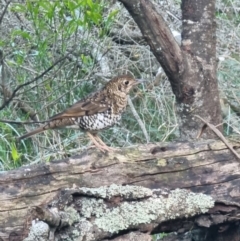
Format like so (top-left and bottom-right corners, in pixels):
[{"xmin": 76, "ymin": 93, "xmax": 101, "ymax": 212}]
[{"xmin": 50, "ymin": 92, "xmax": 110, "ymax": 120}]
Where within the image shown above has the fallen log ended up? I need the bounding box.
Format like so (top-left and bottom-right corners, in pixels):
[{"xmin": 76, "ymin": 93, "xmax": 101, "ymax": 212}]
[{"xmin": 1, "ymin": 139, "xmax": 240, "ymax": 241}]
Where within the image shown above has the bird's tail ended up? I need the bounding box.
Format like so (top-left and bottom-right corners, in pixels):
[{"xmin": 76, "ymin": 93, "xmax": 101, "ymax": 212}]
[
  {"xmin": 18, "ymin": 126, "xmax": 46, "ymax": 140},
  {"xmin": 18, "ymin": 118, "xmax": 75, "ymax": 140}
]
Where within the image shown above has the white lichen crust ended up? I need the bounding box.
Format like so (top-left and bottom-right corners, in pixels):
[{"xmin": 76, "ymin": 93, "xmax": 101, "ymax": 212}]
[
  {"xmin": 23, "ymin": 221, "xmax": 49, "ymax": 241},
  {"xmin": 77, "ymin": 185, "xmax": 214, "ymax": 234},
  {"xmin": 24, "ymin": 185, "xmax": 214, "ymax": 240},
  {"xmin": 77, "ymin": 183, "xmax": 153, "ymax": 199}
]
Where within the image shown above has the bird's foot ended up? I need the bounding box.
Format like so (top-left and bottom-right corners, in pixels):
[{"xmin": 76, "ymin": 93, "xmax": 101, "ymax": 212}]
[
  {"xmin": 87, "ymin": 132, "xmax": 118, "ymax": 153},
  {"xmin": 89, "ymin": 144, "xmax": 118, "ymax": 153},
  {"xmin": 95, "ymin": 135, "xmax": 119, "ymax": 152}
]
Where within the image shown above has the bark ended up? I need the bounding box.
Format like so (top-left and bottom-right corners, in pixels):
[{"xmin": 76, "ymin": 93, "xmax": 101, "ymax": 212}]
[
  {"xmin": 117, "ymin": 0, "xmax": 222, "ymax": 140},
  {"xmin": 1, "ymin": 140, "xmax": 240, "ymax": 240}
]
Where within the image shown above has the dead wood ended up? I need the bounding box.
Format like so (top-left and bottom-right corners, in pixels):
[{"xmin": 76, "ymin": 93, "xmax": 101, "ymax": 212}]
[{"xmin": 1, "ymin": 139, "xmax": 240, "ymax": 240}]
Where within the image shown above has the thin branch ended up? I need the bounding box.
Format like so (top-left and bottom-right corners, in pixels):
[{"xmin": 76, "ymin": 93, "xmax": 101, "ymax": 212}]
[
  {"xmin": 0, "ymin": 0, "xmax": 11, "ymax": 26},
  {"xmin": 117, "ymin": 0, "xmax": 182, "ymax": 79},
  {"xmin": 0, "ymin": 53, "xmax": 71, "ymax": 111},
  {"xmin": 195, "ymin": 115, "xmax": 240, "ymax": 160},
  {"xmin": 0, "ymin": 49, "xmax": 7, "ymax": 103},
  {"xmin": 128, "ymin": 96, "xmax": 150, "ymax": 143},
  {"xmin": 1, "ymin": 87, "xmax": 38, "ymax": 121}
]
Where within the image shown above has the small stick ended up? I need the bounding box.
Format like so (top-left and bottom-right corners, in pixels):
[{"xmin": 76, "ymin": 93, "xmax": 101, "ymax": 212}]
[
  {"xmin": 128, "ymin": 96, "xmax": 150, "ymax": 143},
  {"xmin": 195, "ymin": 115, "xmax": 240, "ymax": 160}
]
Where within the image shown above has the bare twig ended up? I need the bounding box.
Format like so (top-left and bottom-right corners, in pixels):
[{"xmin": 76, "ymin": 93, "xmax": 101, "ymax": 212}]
[
  {"xmin": 0, "ymin": 0, "xmax": 11, "ymax": 26},
  {"xmin": 0, "ymin": 53, "xmax": 71, "ymax": 111},
  {"xmin": 195, "ymin": 115, "xmax": 240, "ymax": 160},
  {"xmin": 128, "ymin": 96, "xmax": 149, "ymax": 143},
  {"xmin": 0, "ymin": 49, "xmax": 7, "ymax": 103},
  {"xmin": 1, "ymin": 87, "xmax": 38, "ymax": 121}
]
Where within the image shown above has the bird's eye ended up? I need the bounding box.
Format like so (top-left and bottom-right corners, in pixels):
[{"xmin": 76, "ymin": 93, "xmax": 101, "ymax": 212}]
[{"xmin": 124, "ymin": 80, "xmax": 129, "ymax": 85}]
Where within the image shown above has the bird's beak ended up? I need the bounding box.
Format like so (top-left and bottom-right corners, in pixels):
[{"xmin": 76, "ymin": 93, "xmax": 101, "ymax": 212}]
[{"xmin": 134, "ymin": 78, "xmax": 145, "ymax": 85}]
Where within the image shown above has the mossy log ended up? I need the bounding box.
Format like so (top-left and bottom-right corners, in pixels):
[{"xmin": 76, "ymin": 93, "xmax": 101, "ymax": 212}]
[{"xmin": 1, "ymin": 139, "xmax": 240, "ymax": 241}]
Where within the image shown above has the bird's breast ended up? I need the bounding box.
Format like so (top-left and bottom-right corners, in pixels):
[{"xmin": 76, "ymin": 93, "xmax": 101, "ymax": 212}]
[{"xmin": 73, "ymin": 111, "xmax": 122, "ymax": 131}]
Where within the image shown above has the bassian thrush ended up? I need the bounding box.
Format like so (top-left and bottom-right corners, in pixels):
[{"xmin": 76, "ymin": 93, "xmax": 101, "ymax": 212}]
[{"xmin": 18, "ymin": 75, "xmax": 141, "ymax": 152}]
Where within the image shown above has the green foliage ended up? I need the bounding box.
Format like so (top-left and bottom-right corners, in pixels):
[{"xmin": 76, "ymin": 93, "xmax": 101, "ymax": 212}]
[
  {"xmin": 0, "ymin": 121, "xmax": 25, "ymax": 169},
  {"xmin": 0, "ymin": 0, "xmax": 120, "ymax": 169},
  {"xmin": 11, "ymin": 143, "xmax": 21, "ymax": 164}
]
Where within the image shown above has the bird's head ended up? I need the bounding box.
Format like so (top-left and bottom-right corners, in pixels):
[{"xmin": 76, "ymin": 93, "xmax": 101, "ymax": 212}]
[{"xmin": 106, "ymin": 75, "xmax": 142, "ymax": 95}]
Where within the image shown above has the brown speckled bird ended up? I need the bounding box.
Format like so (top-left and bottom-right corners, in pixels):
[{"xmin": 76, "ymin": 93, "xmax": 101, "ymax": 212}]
[{"xmin": 19, "ymin": 75, "xmax": 141, "ymax": 152}]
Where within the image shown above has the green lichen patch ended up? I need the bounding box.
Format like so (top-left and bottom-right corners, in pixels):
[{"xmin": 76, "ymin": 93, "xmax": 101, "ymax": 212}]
[
  {"xmin": 64, "ymin": 206, "xmax": 80, "ymax": 225},
  {"xmin": 76, "ymin": 185, "xmax": 214, "ymax": 234},
  {"xmin": 78, "ymin": 184, "xmax": 153, "ymax": 199}
]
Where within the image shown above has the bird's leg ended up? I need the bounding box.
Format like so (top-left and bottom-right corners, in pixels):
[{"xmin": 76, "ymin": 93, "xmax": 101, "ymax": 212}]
[
  {"xmin": 95, "ymin": 135, "xmax": 118, "ymax": 151},
  {"xmin": 87, "ymin": 132, "xmax": 116, "ymax": 152}
]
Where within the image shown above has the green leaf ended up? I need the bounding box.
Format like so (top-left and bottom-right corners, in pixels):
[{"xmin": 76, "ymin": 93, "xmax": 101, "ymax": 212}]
[
  {"xmin": 11, "ymin": 144, "xmax": 20, "ymax": 162},
  {"xmin": 67, "ymin": 0, "xmax": 77, "ymax": 11},
  {"xmin": 11, "ymin": 30, "xmax": 31, "ymax": 40},
  {"xmin": 86, "ymin": 0, "xmax": 93, "ymax": 8},
  {"xmin": 10, "ymin": 3, "xmax": 27, "ymax": 13},
  {"xmin": 108, "ymin": 9, "xmax": 119, "ymax": 20}
]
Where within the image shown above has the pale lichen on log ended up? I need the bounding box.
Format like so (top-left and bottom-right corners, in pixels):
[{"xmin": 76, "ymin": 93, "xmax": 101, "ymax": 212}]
[
  {"xmin": 24, "ymin": 184, "xmax": 214, "ymax": 241},
  {"xmin": 76, "ymin": 183, "xmax": 153, "ymax": 199},
  {"xmin": 24, "ymin": 221, "xmax": 49, "ymax": 241},
  {"xmin": 77, "ymin": 185, "xmax": 214, "ymax": 233}
]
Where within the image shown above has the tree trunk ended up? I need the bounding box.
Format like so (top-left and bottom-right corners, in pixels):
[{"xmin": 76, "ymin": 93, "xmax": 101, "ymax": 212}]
[
  {"xmin": 1, "ymin": 140, "xmax": 240, "ymax": 240},
  {"xmin": 117, "ymin": 0, "xmax": 222, "ymax": 140}
]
